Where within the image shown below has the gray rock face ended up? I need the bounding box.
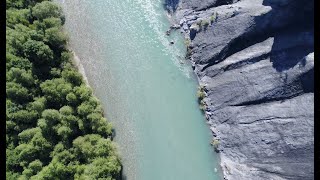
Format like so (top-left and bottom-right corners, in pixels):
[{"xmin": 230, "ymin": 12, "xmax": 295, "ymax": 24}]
[{"xmin": 168, "ymin": 0, "xmax": 314, "ymax": 179}]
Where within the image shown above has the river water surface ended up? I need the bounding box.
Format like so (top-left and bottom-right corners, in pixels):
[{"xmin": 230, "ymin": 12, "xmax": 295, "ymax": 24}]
[{"xmin": 58, "ymin": 0, "xmax": 221, "ymax": 179}]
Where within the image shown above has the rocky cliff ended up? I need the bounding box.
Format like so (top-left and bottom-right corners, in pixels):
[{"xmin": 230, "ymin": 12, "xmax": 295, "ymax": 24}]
[{"xmin": 166, "ymin": 0, "xmax": 314, "ymax": 179}]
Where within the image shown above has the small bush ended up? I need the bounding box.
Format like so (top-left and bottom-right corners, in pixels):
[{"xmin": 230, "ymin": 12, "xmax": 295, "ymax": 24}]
[
  {"xmin": 211, "ymin": 139, "xmax": 220, "ymax": 152},
  {"xmin": 185, "ymin": 39, "xmax": 191, "ymax": 47},
  {"xmin": 191, "ymin": 24, "xmax": 200, "ymax": 32},
  {"xmin": 210, "ymin": 12, "xmax": 217, "ymax": 23},
  {"xmin": 197, "ymin": 85, "xmax": 206, "ymax": 100},
  {"xmin": 197, "ymin": 89, "xmax": 205, "ymax": 101},
  {"xmin": 198, "ymin": 85, "xmax": 206, "ymax": 112},
  {"xmin": 197, "ymin": 85, "xmax": 206, "ymax": 112},
  {"xmin": 210, "ymin": 15, "xmax": 215, "ymax": 23},
  {"xmin": 201, "ymin": 20, "xmax": 210, "ymax": 27},
  {"xmin": 199, "ymin": 100, "xmax": 206, "ymax": 112}
]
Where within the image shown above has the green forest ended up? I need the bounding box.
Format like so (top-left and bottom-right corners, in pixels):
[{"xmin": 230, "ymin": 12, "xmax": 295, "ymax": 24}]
[{"xmin": 6, "ymin": 0, "xmax": 122, "ymax": 179}]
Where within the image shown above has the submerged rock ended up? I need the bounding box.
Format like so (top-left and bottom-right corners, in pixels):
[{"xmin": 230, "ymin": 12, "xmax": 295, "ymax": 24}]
[{"xmin": 169, "ymin": 0, "xmax": 314, "ymax": 179}]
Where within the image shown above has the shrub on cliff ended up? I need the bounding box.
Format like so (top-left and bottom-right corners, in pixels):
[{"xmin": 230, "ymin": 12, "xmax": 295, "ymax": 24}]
[
  {"xmin": 211, "ymin": 139, "xmax": 220, "ymax": 152},
  {"xmin": 201, "ymin": 20, "xmax": 209, "ymax": 27},
  {"xmin": 197, "ymin": 85, "xmax": 206, "ymax": 101},
  {"xmin": 210, "ymin": 12, "xmax": 217, "ymax": 23}
]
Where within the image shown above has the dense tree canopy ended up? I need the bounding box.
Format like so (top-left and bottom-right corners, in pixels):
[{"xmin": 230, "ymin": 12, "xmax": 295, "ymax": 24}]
[{"xmin": 6, "ymin": 0, "xmax": 122, "ymax": 179}]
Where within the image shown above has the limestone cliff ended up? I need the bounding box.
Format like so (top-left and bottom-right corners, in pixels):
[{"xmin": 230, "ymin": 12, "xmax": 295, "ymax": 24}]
[{"xmin": 166, "ymin": 0, "xmax": 314, "ymax": 179}]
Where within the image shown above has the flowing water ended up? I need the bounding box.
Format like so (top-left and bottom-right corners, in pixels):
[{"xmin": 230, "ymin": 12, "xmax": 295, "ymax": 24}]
[{"xmin": 58, "ymin": 0, "xmax": 221, "ymax": 179}]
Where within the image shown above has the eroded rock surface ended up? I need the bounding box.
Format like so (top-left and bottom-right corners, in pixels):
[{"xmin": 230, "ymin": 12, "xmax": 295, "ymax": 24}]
[{"xmin": 167, "ymin": 0, "xmax": 314, "ymax": 179}]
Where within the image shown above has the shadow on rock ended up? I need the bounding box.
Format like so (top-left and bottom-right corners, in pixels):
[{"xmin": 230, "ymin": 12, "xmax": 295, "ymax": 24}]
[
  {"xmin": 164, "ymin": 0, "xmax": 180, "ymax": 13},
  {"xmin": 261, "ymin": 0, "xmax": 314, "ymax": 72}
]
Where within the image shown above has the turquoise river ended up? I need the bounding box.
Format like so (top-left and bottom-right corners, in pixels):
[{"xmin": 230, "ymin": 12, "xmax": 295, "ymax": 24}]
[{"xmin": 58, "ymin": 0, "xmax": 221, "ymax": 179}]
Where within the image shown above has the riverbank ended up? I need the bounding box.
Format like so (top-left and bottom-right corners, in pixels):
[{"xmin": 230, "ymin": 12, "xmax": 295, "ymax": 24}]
[
  {"xmin": 6, "ymin": 1, "xmax": 122, "ymax": 178},
  {"xmin": 164, "ymin": 9, "xmax": 228, "ymax": 180},
  {"xmin": 166, "ymin": 0, "xmax": 314, "ymax": 179},
  {"xmin": 70, "ymin": 51, "xmax": 90, "ymax": 86}
]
